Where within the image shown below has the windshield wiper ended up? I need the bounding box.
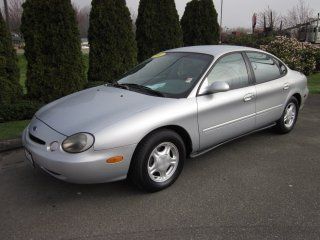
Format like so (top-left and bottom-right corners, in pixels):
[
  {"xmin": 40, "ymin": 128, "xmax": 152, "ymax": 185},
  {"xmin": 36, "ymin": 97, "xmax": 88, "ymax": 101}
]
[
  {"xmin": 107, "ymin": 82, "xmax": 164, "ymax": 97},
  {"xmin": 123, "ymin": 83, "xmax": 165, "ymax": 97},
  {"xmin": 107, "ymin": 82, "xmax": 129, "ymax": 90}
]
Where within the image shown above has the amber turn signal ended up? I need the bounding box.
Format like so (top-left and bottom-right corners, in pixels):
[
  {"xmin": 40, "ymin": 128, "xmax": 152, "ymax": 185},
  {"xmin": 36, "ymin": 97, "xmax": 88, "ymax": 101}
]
[{"xmin": 106, "ymin": 156, "xmax": 124, "ymax": 164}]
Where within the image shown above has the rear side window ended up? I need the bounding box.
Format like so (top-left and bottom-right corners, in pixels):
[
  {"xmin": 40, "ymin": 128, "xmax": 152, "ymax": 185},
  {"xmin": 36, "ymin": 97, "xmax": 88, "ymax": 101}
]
[
  {"xmin": 207, "ymin": 53, "xmax": 249, "ymax": 90},
  {"xmin": 246, "ymin": 52, "xmax": 283, "ymax": 84}
]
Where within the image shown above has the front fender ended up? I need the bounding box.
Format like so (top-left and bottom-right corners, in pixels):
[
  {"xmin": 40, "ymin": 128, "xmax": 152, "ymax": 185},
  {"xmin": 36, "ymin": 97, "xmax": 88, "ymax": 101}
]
[{"xmin": 93, "ymin": 98, "xmax": 199, "ymax": 153}]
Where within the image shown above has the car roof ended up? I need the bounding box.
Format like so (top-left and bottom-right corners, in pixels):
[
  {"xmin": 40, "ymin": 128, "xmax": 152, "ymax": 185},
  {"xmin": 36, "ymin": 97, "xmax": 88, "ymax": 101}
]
[{"xmin": 166, "ymin": 45, "xmax": 263, "ymax": 58}]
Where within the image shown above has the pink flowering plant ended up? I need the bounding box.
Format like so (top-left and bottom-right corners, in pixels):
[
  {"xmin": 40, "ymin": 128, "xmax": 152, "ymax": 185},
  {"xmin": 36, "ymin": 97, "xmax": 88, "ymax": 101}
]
[{"xmin": 261, "ymin": 36, "xmax": 317, "ymax": 76}]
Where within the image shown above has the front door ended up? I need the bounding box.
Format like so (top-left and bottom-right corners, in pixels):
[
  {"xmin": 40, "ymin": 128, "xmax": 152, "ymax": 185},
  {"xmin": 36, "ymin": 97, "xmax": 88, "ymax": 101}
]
[{"xmin": 197, "ymin": 53, "xmax": 256, "ymax": 150}]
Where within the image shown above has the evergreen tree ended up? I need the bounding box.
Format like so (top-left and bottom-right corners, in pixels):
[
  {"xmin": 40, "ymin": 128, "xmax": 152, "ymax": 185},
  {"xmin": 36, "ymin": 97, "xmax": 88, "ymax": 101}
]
[
  {"xmin": 21, "ymin": 0, "xmax": 86, "ymax": 103},
  {"xmin": 181, "ymin": 0, "xmax": 220, "ymax": 46},
  {"xmin": 136, "ymin": 0, "xmax": 183, "ymax": 62},
  {"xmin": 0, "ymin": 11, "xmax": 22, "ymax": 105},
  {"xmin": 88, "ymin": 0, "xmax": 137, "ymax": 83}
]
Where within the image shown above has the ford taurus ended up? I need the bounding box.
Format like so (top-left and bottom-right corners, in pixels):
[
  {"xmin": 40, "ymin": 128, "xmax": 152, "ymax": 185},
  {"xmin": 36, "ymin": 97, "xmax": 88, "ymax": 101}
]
[{"xmin": 22, "ymin": 45, "xmax": 309, "ymax": 192}]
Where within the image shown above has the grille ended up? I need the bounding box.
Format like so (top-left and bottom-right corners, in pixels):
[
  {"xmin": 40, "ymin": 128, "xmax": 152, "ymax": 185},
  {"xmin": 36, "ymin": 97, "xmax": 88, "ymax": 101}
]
[{"xmin": 29, "ymin": 133, "xmax": 46, "ymax": 145}]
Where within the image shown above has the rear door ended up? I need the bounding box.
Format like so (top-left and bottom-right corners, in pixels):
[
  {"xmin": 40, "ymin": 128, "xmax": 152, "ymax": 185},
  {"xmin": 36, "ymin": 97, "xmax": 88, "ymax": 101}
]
[
  {"xmin": 245, "ymin": 52, "xmax": 289, "ymax": 128},
  {"xmin": 197, "ymin": 52, "xmax": 256, "ymax": 150}
]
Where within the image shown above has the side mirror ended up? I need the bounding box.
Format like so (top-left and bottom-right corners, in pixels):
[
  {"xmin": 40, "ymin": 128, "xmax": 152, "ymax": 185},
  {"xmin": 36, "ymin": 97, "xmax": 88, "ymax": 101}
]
[{"xmin": 204, "ymin": 81, "xmax": 230, "ymax": 94}]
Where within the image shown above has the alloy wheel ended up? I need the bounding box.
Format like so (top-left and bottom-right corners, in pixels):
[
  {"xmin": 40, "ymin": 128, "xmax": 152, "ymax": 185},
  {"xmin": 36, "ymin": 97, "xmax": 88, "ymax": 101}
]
[
  {"xmin": 284, "ymin": 103, "xmax": 297, "ymax": 129},
  {"xmin": 147, "ymin": 142, "xmax": 179, "ymax": 183}
]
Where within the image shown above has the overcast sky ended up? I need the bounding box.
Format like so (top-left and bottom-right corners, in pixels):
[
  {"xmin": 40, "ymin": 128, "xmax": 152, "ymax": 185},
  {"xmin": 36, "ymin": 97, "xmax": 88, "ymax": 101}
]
[
  {"xmin": 73, "ymin": 0, "xmax": 320, "ymax": 28},
  {"xmin": 0, "ymin": 0, "xmax": 319, "ymax": 28}
]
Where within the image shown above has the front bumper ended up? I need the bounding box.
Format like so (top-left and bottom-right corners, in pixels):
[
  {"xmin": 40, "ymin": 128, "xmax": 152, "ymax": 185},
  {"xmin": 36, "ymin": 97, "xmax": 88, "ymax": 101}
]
[{"xmin": 22, "ymin": 118, "xmax": 137, "ymax": 184}]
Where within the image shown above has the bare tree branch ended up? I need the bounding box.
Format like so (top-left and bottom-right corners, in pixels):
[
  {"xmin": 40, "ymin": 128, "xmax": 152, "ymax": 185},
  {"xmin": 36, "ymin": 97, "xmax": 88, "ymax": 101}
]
[
  {"xmin": 257, "ymin": 6, "xmax": 282, "ymax": 31},
  {"xmin": 283, "ymin": 0, "xmax": 314, "ymax": 28}
]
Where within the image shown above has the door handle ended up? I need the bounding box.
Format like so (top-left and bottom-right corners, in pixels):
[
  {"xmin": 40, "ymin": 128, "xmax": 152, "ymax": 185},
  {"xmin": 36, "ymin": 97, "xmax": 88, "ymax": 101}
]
[
  {"xmin": 244, "ymin": 93, "xmax": 255, "ymax": 102},
  {"xmin": 283, "ymin": 83, "xmax": 290, "ymax": 90}
]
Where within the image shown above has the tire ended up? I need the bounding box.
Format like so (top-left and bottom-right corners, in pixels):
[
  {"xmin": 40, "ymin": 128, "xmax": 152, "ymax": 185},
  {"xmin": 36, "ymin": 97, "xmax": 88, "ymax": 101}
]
[
  {"xmin": 129, "ymin": 129, "xmax": 186, "ymax": 192},
  {"xmin": 276, "ymin": 96, "xmax": 299, "ymax": 134}
]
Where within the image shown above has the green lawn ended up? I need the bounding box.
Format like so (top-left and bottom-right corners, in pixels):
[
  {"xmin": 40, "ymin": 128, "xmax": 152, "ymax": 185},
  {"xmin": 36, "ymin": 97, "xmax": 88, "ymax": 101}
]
[
  {"xmin": 308, "ymin": 73, "xmax": 320, "ymax": 94},
  {"xmin": 0, "ymin": 120, "xmax": 30, "ymax": 140}
]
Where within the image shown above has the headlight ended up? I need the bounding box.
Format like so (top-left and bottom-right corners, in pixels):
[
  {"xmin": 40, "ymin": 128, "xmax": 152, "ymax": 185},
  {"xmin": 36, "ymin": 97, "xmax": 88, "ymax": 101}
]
[{"xmin": 62, "ymin": 133, "xmax": 94, "ymax": 153}]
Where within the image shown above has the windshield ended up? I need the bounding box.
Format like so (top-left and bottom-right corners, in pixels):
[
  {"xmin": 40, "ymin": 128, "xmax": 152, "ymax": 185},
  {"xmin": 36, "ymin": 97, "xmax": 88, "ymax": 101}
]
[{"xmin": 117, "ymin": 52, "xmax": 213, "ymax": 98}]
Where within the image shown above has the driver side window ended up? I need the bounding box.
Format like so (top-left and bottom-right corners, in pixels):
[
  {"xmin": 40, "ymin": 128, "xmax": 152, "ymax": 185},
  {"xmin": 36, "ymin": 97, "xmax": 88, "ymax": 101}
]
[{"xmin": 207, "ymin": 53, "xmax": 249, "ymax": 90}]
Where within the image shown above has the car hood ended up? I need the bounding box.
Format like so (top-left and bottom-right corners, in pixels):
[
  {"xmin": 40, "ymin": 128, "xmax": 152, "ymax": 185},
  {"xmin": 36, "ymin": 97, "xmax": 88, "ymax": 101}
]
[{"xmin": 36, "ymin": 86, "xmax": 171, "ymax": 135}]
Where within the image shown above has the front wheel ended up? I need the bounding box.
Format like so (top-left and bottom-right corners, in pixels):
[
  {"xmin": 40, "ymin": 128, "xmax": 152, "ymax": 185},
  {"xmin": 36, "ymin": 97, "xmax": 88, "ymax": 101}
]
[
  {"xmin": 129, "ymin": 129, "xmax": 186, "ymax": 192},
  {"xmin": 276, "ymin": 96, "xmax": 299, "ymax": 134}
]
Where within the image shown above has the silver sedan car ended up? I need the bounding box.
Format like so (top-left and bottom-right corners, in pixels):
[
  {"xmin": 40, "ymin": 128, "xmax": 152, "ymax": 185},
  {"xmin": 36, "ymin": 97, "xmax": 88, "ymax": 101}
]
[{"xmin": 22, "ymin": 45, "xmax": 309, "ymax": 192}]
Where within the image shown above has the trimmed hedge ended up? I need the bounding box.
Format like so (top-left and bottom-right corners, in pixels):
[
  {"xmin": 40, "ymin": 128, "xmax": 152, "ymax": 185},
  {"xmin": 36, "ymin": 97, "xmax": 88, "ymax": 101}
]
[
  {"xmin": 0, "ymin": 11, "xmax": 22, "ymax": 105},
  {"xmin": 0, "ymin": 100, "xmax": 43, "ymax": 122},
  {"xmin": 21, "ymin": 0, "xmax": 86, "ymax": 103},
  {"xmin": 88, "ymin": 0, "xmax": 137, "ymax": 83},
  {"xmin": 181, "ymin": 0, "xmax": 219, "ymax": 46},
  {"xmin": 136, "ymin": 0, "xmax": 183, "ymax": 62}
]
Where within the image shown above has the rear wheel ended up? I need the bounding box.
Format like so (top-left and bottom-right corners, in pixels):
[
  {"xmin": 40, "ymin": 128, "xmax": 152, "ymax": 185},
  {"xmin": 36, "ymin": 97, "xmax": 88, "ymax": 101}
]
[
  {"xmin": 276, "ymin": 96, "xmax": 299, "ymax": 134},
  {"xmin": 129, "ymin": 129, "xmax": 185, "ymax": 192}
]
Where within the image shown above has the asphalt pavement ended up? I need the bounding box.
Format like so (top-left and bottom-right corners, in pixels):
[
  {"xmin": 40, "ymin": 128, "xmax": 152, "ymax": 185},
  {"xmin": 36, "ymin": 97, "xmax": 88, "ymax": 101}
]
[{"xmin": 1, "ymin": 95, "xmax": 320, "ymax": 240}]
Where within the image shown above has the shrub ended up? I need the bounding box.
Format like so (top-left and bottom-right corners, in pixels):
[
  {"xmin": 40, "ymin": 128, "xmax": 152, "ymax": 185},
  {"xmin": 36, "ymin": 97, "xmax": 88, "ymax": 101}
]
[
  {"xmin": 0, "ymin": 100, "xmax": 43, "ymax": 122},
  {"xmin": 181, "ymin": 0, "xmax": 219, "ymax": 46},
  {"xmin": 300, "ymin": 45, "xmax": 318, "ymax": 75},
  {"xmin": 224, "ymin": 34, "xmax": 275, "ymax": 48},
  {"xmin": 88, "ymin": 0, "xmax": 137, "ymax": 83},
  {"xmin": 136, "ymin": 0, "xmax": 183, "ymax": 62},
  {"xmin": 21, "ymin": 0, "xmax": 86, "ymax": 103},
  {"xmin": 0, "ymin": 11, "xmax": 22, "ymax": 105},
  {"xmin": 262, "ymin": 36, "xmax": 317, "ymax": 76},
  {"xmin": 315, "ymin": 48, "xmax": 320, "ymax": 72}
]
